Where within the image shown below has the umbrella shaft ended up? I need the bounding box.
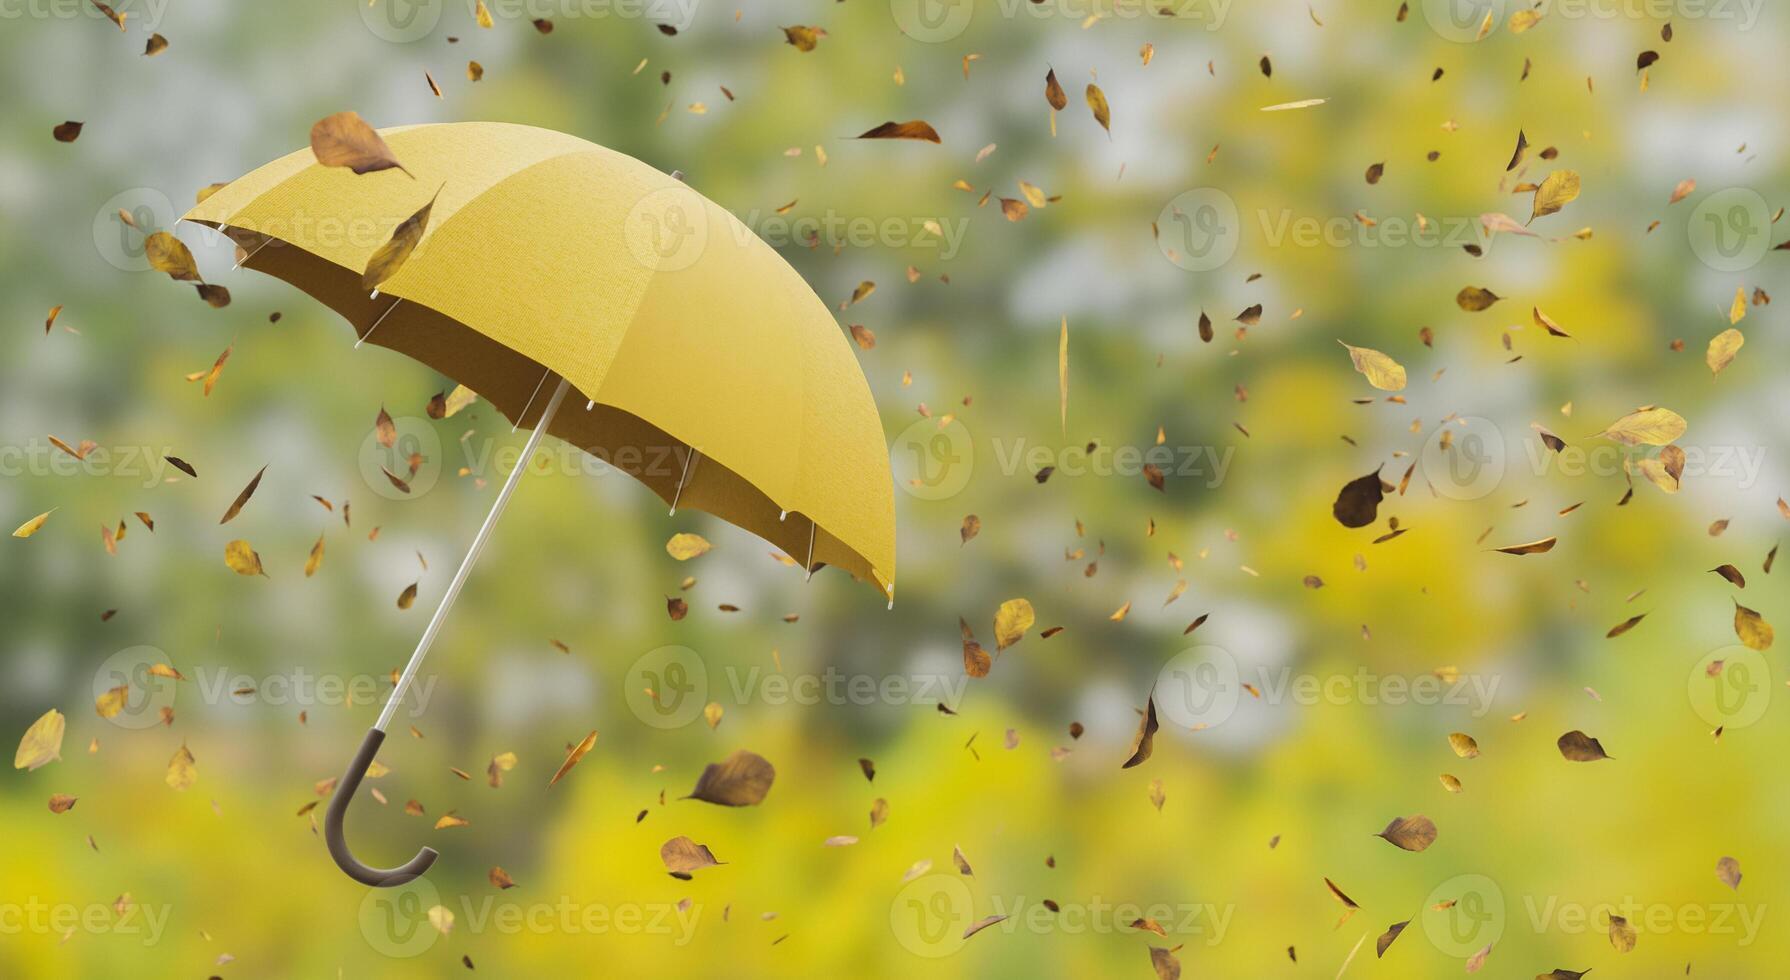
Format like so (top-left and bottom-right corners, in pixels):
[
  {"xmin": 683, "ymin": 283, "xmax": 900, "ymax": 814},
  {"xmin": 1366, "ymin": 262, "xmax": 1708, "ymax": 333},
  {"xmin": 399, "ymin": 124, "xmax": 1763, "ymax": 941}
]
[{"xmin": 376, "ymin": 376, "xmax": 571, "ymax": 732}]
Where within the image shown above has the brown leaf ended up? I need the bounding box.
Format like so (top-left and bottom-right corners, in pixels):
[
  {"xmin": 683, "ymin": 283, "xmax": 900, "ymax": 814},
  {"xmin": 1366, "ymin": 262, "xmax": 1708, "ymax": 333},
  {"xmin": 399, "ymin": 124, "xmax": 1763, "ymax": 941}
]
[
  {"xmin": 686, "ymin": 749, "xmax": 775, "ymax": 806},
  {"xmin": 547, "ymin": 730, "xmax": 597, "ymax": 787},
  {"xmin": 310, "ymin": 111, "xmax": 411, "ymax": 177},
  {"xmin": 1376, "ymin": 814, "xmax": 1437, "ymax": 852},
  {"xmin": 660, "ymin": 835, "xmax": 723, "ymax": 873},
  {"xmin": 1376, "ymin": 919, "xmax": 1409, "ymax": 957},
  {"xmin": 1044, "ymin": 68, "xmax": 1067, "ymax": 110},
  {"xmin": 1493, "ymin": 537, "xmax": 1557, "ymax": 556},
  {"xmin": 1332, "ymin": 468, "xmax": 1386, "ymax": 528},
  {"xmin": 1120, "ymin": 689, "xmax": 1158, "ymax": 769},
  {"xmin": 1557, "ymin": 730, "xmax": 1610, "ymax": 761},
  {"xmin": 856, "ymin": 120, "xmax": 940, "ymax": 143},
  {"xmin": 218, "ymin": 465, "xmax": 266, "ymax": 524},
  {"xmin": 363, "ymin": 185, "xmax": 443, "ymax": 291},
  {"xmin": 1456, "ymin": 286, "xmax": 1501, "ymax": 311},
  {"xmin": 1716, "ymin": 856, "xmax": 1742, "ymax": 890},
  {"xmin": 53, "ymin": 121, "xmax": 83, "ymax": 143}
]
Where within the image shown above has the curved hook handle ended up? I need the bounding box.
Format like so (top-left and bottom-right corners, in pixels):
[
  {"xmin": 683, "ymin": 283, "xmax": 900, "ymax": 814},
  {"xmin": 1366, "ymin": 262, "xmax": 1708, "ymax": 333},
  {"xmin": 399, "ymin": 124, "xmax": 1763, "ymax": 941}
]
[{"xmin": 325, "ymin": 728, "xmax": 439, "ymax": 888}]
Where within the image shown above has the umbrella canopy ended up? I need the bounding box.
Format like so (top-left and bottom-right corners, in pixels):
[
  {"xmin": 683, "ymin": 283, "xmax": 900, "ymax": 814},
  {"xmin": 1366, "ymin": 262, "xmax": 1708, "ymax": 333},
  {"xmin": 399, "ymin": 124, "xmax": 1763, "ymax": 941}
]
[{"xmin": 184, "ymin": 121, "xmax": 895, "ymax": 596}]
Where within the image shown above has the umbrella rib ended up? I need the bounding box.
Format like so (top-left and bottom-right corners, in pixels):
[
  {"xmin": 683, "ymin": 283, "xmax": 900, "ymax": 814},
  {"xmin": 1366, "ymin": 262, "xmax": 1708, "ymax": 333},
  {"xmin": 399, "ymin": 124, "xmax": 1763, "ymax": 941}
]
[
  {"xmin": 356, "ymin": 297, "xmax": 405, "ymax": 349},
  {"xmin": 668, "ymin": 447, "xmax": 699, "ymax": 515},
  {"xmin": 512, "ymin": 367, "xmax": 553, "ymax": 434},
  {"xmin": 375, "ymin": 375, "xmax": 571, "ymax": 733}
]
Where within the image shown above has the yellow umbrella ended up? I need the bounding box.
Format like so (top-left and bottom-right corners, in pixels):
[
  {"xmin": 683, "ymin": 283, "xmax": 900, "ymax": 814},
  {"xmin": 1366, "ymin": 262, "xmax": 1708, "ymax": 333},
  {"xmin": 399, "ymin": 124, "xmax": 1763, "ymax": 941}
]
[{"xmin": 183, "ymin": 120, "xmax": 895, "ymax": 887}]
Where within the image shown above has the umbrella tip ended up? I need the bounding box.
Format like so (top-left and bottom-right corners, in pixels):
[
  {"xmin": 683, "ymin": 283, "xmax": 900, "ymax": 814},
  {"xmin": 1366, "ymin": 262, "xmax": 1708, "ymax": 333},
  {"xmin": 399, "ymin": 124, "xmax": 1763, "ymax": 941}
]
[
  {"xmin": 778, "ymin": 510, "xmax": 787, "ymax": 521},
  {"xmin": 670, "ymin": 169, "xmax": 684, "ymax": 182}
]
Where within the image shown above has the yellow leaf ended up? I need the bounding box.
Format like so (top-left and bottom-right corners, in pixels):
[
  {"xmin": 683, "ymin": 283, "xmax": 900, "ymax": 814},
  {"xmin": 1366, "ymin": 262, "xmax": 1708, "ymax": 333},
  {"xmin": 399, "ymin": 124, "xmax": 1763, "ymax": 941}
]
[
  {"xmin": 1597, "ymin": 407, "xmax": 1687, "ymax": 447},
  {"xmin": 1530, "ymin": 170, "xmax": 1581, "ymax": 222},
  {"xmin": 428, "ymin": 905, "xmax": 456, "ymax": 935},
  {"xmin": 1706, "ymin": 328, "xmax": 1744, "ymax": 376},
  {"xmin": 223, "ymin": 539, "xmax": 265, "ymax": 577},
  {"xmin": 95, "ymin": 685, "xmax": 128, "ymax": 720},
  {"xmin": 12, "ymin": 509, "xmax": 54, "ymax": 538},
  {"xmin": 363, "ymin": 186, "xmax": 443, "ymax": 292},
  {"xmin": 666, "ymin": 533, "xmax": 711, "ymax": 560},
  {"xmin": 994, "ymin": 599, "xmax": 1035, "ymax": 651},
  {"xmin": 14, "ymin": 709, "xmax": 66, "ymax": 771},
  {"xmin": 1085, "ymin": 83, "xmax": 1111, "ymax": 135},
  {"xmin": 1735, "ymin": 602, "xmax": 1775, "ymax": 651},
  {"xmin": 166, "ymin": 742, "xmax": 197, "ymax": 791},
  {"xmin": 1339, "ymin": 341, "xmax": 1407, "ymax": 391},
  {"xmin": 305, "ymin": 534, "xmax": 325, "ymax": 577},
  {"xmin": 1728, "ymin": 285, "xmax": 1747, "ymax": 325}
]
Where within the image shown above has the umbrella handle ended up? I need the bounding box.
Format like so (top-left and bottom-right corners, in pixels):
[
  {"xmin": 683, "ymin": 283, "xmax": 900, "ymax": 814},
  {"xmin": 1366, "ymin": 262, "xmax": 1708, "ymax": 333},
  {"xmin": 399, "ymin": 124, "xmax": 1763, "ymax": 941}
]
[{"xmin": 325, "ymin": 727, "xmax": 439, "ymax": 887}]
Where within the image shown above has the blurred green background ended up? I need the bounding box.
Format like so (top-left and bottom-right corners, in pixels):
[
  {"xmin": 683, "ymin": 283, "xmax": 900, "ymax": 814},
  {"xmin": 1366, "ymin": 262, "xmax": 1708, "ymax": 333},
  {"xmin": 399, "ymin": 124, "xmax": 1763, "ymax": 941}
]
[{"xmin": 4, "ymin": 0, "xmax": 1789, "ymax": 976}]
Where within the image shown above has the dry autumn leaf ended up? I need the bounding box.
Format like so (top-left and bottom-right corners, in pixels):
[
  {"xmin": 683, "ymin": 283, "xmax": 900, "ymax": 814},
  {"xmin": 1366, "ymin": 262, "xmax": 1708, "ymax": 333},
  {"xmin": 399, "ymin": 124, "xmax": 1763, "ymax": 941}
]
[
  {"xmin": 686, "ymin": 749, "xmax": 774, "ymax": 805},
  {"xmin": 310, "ymin": 111, "xmax": 411, "ymax": 177}
]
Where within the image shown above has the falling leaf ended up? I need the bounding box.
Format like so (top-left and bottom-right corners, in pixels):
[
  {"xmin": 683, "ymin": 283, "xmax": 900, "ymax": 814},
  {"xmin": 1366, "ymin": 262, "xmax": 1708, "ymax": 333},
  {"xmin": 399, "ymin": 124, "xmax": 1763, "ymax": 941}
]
[
  {"xmin": 1339, "ymin": 342, "xmax": 1407, "ymax": 391},
  {"xmin": 1597, "ymin": 407, "xmax": 1686, "ymax": 446},
  {"xmin": 309, "ymin": 111, "xmax": 410, "ymax": 177},
  {"xmin": 218, "ymin": 465, "xmax": 266, "ymax": 524},
  {"xmin": 1530, "ymin": 170, "xmax": 1581, "ymax": 222},
  {"xmin": 1448, "ymin": 732, "xmax": 1480, "ymax": 758},
  {"xmin": 1376, "ymin": 814, "xmax": 1437, "ymax": 851},
  {"xmin": 48, "ymin": 794, "xmax": 78, "ymax": 813},
  {"xmin": 1494, "ymin": 537, "xmax": 1557, "ymax": 556},
  {"xmin": 1557, "ymin": 730, "xmax": 1610, "ymax": 761},
  {"xmin": 661, "ymin": 836, "xmax": 723, "ymax": 873},
  {"xmin": 1332, "ymin": 469, "xmax": 1386, "ymax": 528},
  {"xmin": 1707, "ymin": 328, "xmax": 1744, "ymax": 374},
  {"xmin": 666, "ymin": 533, "xmax": 711, "ymax": 560},
  {"xmin": 960, "ymin": 515, "xmax": 980, "ymax": 544},
  {"xmin": 994, "ymin": 599, "xmax": 1035, "ymax": 651},
  {"xmin": 1121, "ymin": 690, "xmax": 1158, "ymax": 769},
  {"xmin": 305, "ymin": 535, "xmax": 325, "ymax": 577},
  {"xmin": 145, "ymin": 231, "xmax": 201, "ymax": 281},
  {"xmin": 14, "ymin": 709, "xmax": 66, "ymax": 771},
  {"xmin": 856, "ymin": 121, "xmax": 940, "ymax": 143},
  {"xmin": 1085, "ymin": 84, "xmax": 1111, "ymax": 134},
  {"xmin": 53, "ymin": 121, "xmax": 83, "ymax": 142},
  {"xmin": 223, "ymin": 540, "xmax": 264, "ymax": 577},
  {"xmin": 1376, "ymin": 920, "xmax": 1409, "ymax": 957},
  {"xmin": 1716, "ymin": 856, "xmax": 1742, "ymax": 890},
  {"xmin": 396, "ymin": 583, "xmax": 418, "ymax": 610},
  {"xmin": 1734, "ymin": 601, "xmax": 1774, "ymax": 651},
  {"xmin": 547, "ymin": 731, "xmax": 598, "ymax": 787},
  {"xmin": 1044, "ymin": 68, "xmax": 1067, "ymax": 110},
  {"xmin": 165, "ymin": 743, "xmax": 197, "ymax": 790},
  {"xmin": 686, "ymin": 749, "xmax": 775, "ymax": 805},
  {"xmin": 1606, "ymin": 613, "xmax": 1647, "ymax": 638},
  {"xmin": 13, "ymin": 510, "xmax": 54, "ymax": 538},
  {"xmin": 1608, "ymin": 914, "xmax": 1637, "ymax": 952},
  {"xmin": 363, "ymin": 185, "xmax": 443, "ymax": 291},
  {"xmin": 1456, "ymin": 286, "xmax": 1501, "ymax": 311},
  {"xmin": 782, "ymin": 25, "xmax": 823, "ymax": 51}
]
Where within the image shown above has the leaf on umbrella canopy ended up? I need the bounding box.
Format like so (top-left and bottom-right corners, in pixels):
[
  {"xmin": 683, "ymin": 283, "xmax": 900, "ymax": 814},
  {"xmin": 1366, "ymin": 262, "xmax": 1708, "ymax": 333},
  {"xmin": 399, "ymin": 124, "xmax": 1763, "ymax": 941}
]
[
  {"xmin": 1332, "ymin": 468, "xmax": 1385, "ymax": 528},
  {"xmin": 1734, "ymin": 601, "xmax": 1774, "ymax": 650},
  {"xmin": 994, "ymin": 599, "xmax": 1034, "ymax": 650},
  {"xmin": 686, "ymin": 749, "xmax": 775, "ymax": 806},
  {"xmin": 1339, "ymin": 342, "xmax": 1406, "ymax": 391},
  {"xmin": 223, "ymin": 539, "xmax": 264, "ymax": 577},
  {"xmin": 661, "ymin": 836, "xmax": 723, "ymax": 873},
  {"xmin": 14, "ymin": 709, "xmax": 65, "ymax": 770},
  {"xmin": 219, "ymin": 465, "xmax": 266, "ymax": 524},
  {"xmin": 1376, "ymin": 814, "xmax": 1437, "ymax": 851},
  {"xmin": 13, "ymin": 509, "xmax": 54, "ymax": 538},
  {"xmin": 548, "ymin": 730, "xmax": 598, "ymax": 787},
  {"xmin": 856, "ymin": 120, "xmax": 940, "ymax": 143},
  {"xmin": 362, "ymin": 185, "xmax": 443, "ymax": 291},
  {"xmin": 145, "ymin": 231, "xmax": 201, "ymax": 281},
  {"xmin": 310, "ymin": 111, "xmax": 411, "ymax": 177},
  {"xmin": 1557, "ymin": 730, "xmax": 1610, "ymax": 761}
]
